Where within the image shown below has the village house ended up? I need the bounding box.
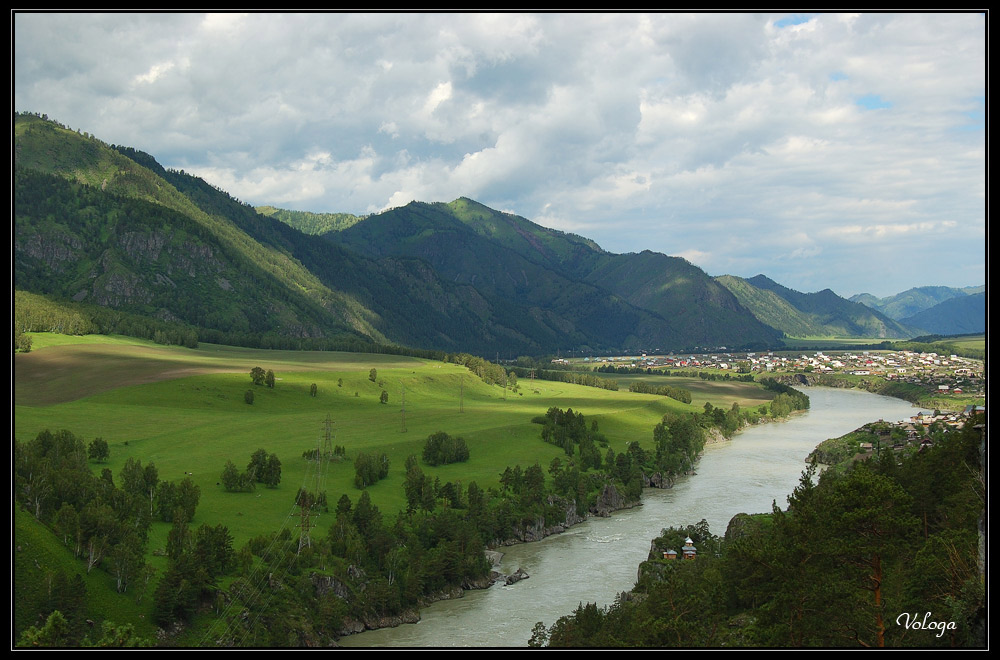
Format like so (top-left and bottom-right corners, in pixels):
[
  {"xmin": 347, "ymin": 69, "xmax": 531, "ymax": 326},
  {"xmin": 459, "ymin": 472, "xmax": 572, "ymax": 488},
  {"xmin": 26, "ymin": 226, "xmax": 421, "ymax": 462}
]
[{"xmin": 682, "ymin": 537, "xmax": 697, "ymax": 560}]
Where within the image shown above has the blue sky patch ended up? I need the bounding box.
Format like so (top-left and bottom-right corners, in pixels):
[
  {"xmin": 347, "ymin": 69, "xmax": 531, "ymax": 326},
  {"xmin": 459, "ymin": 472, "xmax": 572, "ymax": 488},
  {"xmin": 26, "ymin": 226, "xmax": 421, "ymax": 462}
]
[
  {"xmin": 774, "ymin": 14, "xmax": 814, "ymax": 28},
  {"xmin": 855, "ymin": 94, "xmax": 892, "ymax": 110},
  {"xmin": 954, "ymin": 96, "xmax": 985, "ymax": 131}
]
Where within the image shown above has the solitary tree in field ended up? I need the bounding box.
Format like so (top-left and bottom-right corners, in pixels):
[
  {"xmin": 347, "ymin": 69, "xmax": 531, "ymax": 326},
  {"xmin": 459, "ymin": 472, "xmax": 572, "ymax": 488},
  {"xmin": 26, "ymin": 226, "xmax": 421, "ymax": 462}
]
[
  {"xmin": 265, "ymin": 369, "xmax": 275, "ymax": 389},
  {"xmin": 310, "ymin": 383, "xmax": 318, "ymax": 397},
  {"xmin": 221, "ymin": 461, "xmax": 241, "ymax": 491},
  {"xmin": 248, "ymin": 449, "xmax": 269, "ymax": 480},
  {"xmin": 380, "ymin": 390, "xmax": 389, "ymax": 404},
  {"xmin": 88, "ymin": 437, "xmax": 110, "ymax": 463},
  {"xmin": 250, "ymin": 367, "xmax": 266, "ymax": 386},
  {"xmin": 263, "ymin": 454, "xmax": 281, "ymax": 488},
  {"xmin": 369, "ymin": 368, "xmax": 377, "ymax": 383},
  {"xmin": 244, "ymin": 390, "xmax": 254, "ymax": 405}
]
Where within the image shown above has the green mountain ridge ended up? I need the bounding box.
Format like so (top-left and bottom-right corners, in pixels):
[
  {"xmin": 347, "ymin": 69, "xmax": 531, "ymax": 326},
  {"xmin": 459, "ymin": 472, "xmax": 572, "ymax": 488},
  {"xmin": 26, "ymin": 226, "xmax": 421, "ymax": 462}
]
[
  {"xmin": 581, "ymin": 251, "xmax": 783, "ymax": 348},
  {"xmin": 14, "ymin": 114, "xmax": 385, "ymax": 344},
  {"xmin": 314, "ymin": 200, "xmax": 683, "ymax": 352},
  {"xmin": 316, "ymin": 198, "xmax": 783, "ymax": 350},
  {"xmin": 256, "ymin": 205, "xmax": 367, "ymax": 235},
  {"xmin": 17, "ymin": 112, "xmax": 951, "ymax": 356},
  {"xmin": 717, "ymin": 274, "xmax": 917, "ymax": 339}
]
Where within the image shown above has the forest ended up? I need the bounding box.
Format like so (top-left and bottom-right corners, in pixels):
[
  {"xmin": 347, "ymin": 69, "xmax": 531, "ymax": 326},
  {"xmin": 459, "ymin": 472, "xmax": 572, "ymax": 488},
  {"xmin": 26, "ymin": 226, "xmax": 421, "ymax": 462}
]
[
  {"xmin": 532, "ymin": 413, "xmax": 986, "ymax": 648},
  {"xmin": 14, "ymin": 378, "xmax": 813, "ymax": 647}
]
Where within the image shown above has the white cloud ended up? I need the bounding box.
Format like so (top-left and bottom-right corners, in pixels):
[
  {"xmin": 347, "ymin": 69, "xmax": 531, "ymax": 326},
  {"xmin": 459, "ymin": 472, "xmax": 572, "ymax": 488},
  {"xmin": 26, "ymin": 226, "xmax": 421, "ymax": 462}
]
[
  {"xmin": 200, "ymin": 12, "xmax": 247, "ymax": 34},
  {"xmin": 423, "ymin": 81, "xmax": 453, "ymax": 116},
  {"xmin": 133, "ymin": 61, "xmax": 176, "ymax": 85},
  {"xmin": 13, "ymin": 11, "xmax": 985, "ymax": 297}
]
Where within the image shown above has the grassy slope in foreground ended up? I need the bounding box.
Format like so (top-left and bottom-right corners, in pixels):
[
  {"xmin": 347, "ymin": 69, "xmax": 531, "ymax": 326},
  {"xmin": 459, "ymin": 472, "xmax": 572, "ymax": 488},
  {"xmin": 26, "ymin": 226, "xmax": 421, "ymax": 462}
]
[{"xmin": 15, "ymin": 334, "xmax": 779, "ymax": 552}]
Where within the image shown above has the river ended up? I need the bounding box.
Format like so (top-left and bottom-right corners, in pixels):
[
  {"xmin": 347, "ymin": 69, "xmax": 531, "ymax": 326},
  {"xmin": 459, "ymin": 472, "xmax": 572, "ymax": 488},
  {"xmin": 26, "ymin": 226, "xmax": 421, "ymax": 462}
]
[{"xmin": 340, "ymin": 387, "xmax": 924, "ymax": 648}]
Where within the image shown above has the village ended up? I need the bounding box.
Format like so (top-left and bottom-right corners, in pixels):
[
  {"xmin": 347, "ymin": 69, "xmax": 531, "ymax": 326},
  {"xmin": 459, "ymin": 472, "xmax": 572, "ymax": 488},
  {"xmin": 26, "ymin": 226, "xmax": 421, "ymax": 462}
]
[
  {"xmin": 557, "ymin": 347, "xmax": 986, "ymax": 466},
  {"xmin": 560, "ymin": 347, "xmax": 985, "ymax": 403},
  {"xmin": 857, "ymin": 407, "xmax": 984, "ymax": 452}
]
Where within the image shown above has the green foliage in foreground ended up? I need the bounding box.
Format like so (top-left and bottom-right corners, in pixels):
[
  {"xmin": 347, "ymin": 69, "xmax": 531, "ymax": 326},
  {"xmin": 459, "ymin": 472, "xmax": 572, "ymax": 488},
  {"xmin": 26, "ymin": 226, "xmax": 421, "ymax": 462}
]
[{"xmin": 538, "ymin": 415, "xmax": 986, "ymax": 648}]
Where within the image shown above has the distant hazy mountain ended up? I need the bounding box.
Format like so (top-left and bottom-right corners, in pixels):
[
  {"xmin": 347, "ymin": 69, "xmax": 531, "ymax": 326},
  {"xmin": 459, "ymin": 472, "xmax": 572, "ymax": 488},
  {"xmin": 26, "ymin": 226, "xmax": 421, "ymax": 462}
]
[
  {"xmin": 850, "ymin": 285, "xmax": 983, "ymax": 321},
  {"xmin": 900, "ymin": 292, "xmax": 986, "ymax": 335},
  {"xmin": 717, "ymin": 274, "xmax": 916, "ymax": 339}
]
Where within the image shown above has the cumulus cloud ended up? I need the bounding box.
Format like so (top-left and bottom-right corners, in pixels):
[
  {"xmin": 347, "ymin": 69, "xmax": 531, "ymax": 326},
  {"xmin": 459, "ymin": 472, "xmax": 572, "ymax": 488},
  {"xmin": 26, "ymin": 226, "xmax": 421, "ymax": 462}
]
[{"xmin": 13, "ymin": 11, "xmax": 985, "ymax": 297}]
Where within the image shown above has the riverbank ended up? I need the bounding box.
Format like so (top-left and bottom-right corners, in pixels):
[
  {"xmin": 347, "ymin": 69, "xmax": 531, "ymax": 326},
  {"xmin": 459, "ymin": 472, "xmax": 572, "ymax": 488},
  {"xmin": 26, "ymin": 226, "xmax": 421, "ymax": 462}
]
[
  {"xmin": 772, "ymin": 372, "xmax": 980, "ymax": 412},
  {"xmin": 336, "ymin": 389, "xmax": 814, "ymax": 642},
  {"xmin": 538, "ymin": 409, "xmax": 986, "ymax": 648},
  {"xmin": 337, "ymin": 388, "xmax": 926, "ymax": 647}
]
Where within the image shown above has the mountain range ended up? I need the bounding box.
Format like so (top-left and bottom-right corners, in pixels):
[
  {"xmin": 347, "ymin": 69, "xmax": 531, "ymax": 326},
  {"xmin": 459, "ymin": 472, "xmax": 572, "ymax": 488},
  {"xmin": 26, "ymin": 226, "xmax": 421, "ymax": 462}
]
[
  {"xmin": 13, "ymin": 113, "xmax": 982, "ymax": 356},
  {"xmin": 715, "ymin": 274, "xmax": 915, "ymax": 339},
  {"xmin": 849, "ymin": 286, "xmax": 986, "ymax": 335}
]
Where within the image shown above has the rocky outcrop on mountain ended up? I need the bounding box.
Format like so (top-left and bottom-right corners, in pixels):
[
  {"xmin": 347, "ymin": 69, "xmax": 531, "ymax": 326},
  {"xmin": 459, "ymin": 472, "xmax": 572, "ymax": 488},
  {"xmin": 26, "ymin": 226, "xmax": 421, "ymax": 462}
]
[{"xmin": 15, "ymin": 224, "xmax": 84, "ymax": 272}]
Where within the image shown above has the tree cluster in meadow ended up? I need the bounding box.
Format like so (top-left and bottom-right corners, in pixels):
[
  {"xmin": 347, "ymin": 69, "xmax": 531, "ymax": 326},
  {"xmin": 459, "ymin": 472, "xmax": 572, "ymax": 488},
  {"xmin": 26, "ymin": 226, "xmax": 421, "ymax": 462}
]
[
  {"xmin": 446, "ymin": 353, "xmax": 519, "ymax": 390},
  {"xmin": 221, "ymin": 449, "xmax": 282, "ymax": 492},
  {"xmin": 353, "ymin": 452, "xmax": 390, "ymax": 489},
  {"xmin": 512, "ymin": 364, "xmax": 618, "ymax": 391},
  {"xmin": 537, "ymin": 407, "xmax": 607, "ymax": 469},
  {"xmin": 250, "ymin": 367, "xmax": 276, "ymax": 388},
  {"xmin": 594, "ymin": 363, "xmax": 756, "ymax": 383},
  {"xmin": 627, "ymin": 380, "xmax": 692, "ymax": 403},
  {"xmin": 759, "ymin": 377, "xmax": 811, "ymax": 411},
  {"xmin": 421, "ymin": 431, "xmax": 470, "ymax": 466},
  {"xmin": 13, "ymin": 429, "xmax": 209, "ymax": 646}
]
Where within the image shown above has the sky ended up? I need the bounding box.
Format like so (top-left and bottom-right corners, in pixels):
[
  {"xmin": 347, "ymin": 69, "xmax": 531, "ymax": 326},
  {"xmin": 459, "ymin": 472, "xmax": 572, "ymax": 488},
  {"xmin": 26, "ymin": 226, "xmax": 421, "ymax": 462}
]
[{"xmin": 13, "ymin": 12, "xmax": 987, "ymax": 298}]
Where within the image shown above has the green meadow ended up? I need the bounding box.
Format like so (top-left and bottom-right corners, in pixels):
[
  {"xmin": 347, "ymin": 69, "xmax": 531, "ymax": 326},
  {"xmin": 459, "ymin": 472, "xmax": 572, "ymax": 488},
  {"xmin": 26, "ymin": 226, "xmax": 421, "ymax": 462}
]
[
  {"xmin": 15, "ymin": 334, "xmax": 775, "ymax": 556},
  {"xmin": 779, "ymin": 336, "xmax": 892, "ymax": 349},
  {"xmin": 947, "ymin": 334, "xmax": 986, "ymax": 352}
]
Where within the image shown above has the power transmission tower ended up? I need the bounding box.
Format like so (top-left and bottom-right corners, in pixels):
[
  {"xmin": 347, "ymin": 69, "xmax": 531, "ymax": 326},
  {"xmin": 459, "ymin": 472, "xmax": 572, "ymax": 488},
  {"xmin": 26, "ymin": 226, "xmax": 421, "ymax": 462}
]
[
  {"xmin": 297, "ymin": 490, "xmax": 314, "ymax": 554},
  {"xmin": 300, "ymin": 414, "xmax": 334, "ymax": 553},
  {"xmin": 319, "ymin": 414, "xmax": 334, "ymax": 492}
]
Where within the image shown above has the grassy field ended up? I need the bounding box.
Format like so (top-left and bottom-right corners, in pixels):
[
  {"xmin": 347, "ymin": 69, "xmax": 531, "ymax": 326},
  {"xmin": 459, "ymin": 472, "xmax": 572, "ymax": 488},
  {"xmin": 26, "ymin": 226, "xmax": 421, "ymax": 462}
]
[
  {"xmin": 15, "ymin": 334, "xmax": 778, "ymax": 556},
  {"xmin": 12, "ymin": 333, "xmax": 798, "ymax": 642},
  {"xmin": 609, "ymin": 373, "xmax": 775, "ymax": 410},
  {"xmin": 779, "ymin": 337, "xmax": 893, "ymax": 349},
  {"xmin": 946, "ymin": 334, "xmax": 986, "ymax": 351}
]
